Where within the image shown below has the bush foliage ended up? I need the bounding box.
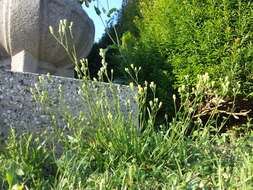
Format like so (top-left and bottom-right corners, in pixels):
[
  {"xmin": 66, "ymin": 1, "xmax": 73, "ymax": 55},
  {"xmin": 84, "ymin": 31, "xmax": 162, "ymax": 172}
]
[{"xmin": 120, "ymin": 0, "xmax": 253, "ymax": 97}]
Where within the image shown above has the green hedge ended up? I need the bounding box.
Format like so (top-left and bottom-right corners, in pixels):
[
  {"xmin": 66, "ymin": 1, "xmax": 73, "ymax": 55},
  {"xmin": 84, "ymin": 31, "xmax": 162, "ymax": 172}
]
[{"xmin": 121, "ymin": 0, "xmax": 253, "ymax": 97}]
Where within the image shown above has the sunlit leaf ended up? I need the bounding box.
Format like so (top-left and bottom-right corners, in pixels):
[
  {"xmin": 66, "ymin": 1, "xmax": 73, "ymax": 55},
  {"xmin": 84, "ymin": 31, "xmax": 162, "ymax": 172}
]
[
  {"xmin": 16, "ymin": 169, "xmax": 24, "ymax": 177},
  {"xmin": 12, "ymin": 184, "xmax": 24, "ymax": 190},
  {"xmin": 6, "ymin": 172, "xmax": 14, "ymax": 187}
]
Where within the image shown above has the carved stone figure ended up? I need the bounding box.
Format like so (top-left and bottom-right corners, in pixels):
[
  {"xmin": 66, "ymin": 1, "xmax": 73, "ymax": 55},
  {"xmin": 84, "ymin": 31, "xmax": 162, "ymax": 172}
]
[{"xmin": 0, "ymin": 0, "xmax": 95, "ymax": 77}]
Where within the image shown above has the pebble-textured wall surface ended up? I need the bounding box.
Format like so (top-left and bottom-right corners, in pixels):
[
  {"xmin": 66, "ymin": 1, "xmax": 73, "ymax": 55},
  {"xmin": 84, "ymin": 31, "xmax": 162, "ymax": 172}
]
[{"xmin": 0, "ymin": 70, "xmax": 137, "ymax": 137}]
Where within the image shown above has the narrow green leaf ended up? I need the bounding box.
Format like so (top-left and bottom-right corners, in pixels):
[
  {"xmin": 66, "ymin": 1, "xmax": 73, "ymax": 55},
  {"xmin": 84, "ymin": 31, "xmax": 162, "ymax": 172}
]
[
  {"xmin": 6, "ymin": 172, "xmax": 14, "ymax": 187},
  {"xmin": 107, "ymin": 8, "xmax": 117, "ymax": 18},
  {"xmin": 94, "ymin": 6, "xmax": 101, "ymax": 16}
]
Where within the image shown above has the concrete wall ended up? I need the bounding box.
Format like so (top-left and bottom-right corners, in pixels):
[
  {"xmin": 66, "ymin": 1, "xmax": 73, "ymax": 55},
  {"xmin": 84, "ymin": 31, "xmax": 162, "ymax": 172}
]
[{"xmin": 0, "ymin": 70, "xmax": 137, "ymax": 137}]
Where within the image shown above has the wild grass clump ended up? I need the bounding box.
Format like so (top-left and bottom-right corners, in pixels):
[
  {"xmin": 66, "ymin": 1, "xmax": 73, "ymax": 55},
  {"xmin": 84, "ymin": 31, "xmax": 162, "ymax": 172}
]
[
  {"xmin": 0, "ymin": 20, "xmax": 253, "ymax": 189},
  {"xmin": 1, "ymin": 67, "xmax": 253, "ymax": 189}
]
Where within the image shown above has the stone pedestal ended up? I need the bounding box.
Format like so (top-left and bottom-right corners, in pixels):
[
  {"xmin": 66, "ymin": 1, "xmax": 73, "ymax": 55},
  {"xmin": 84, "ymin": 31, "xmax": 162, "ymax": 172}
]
[
  {"xmin": 11, "ymin": 50, "xmax": 38, "ymax": 73},
  {"xmin": 6, "ymin": 50, "xmax": 75, "ymax": 77},
  {"xmin": 0, "ymin": 0, "xmax": 95, "ymax": 77}
]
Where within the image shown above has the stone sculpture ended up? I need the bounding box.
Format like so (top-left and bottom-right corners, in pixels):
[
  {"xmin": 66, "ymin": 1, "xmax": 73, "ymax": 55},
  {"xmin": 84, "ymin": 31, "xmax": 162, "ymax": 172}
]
[{"xmin": 0, "ymin": 0, "xmax": 95, "ymax": 77}]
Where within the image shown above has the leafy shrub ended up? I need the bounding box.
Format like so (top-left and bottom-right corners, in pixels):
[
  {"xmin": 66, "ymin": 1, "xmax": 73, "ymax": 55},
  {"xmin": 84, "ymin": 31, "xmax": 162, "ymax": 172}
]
[{"xmin": 120, "ymin": 0, "xmax": 253, "ymax": 98}]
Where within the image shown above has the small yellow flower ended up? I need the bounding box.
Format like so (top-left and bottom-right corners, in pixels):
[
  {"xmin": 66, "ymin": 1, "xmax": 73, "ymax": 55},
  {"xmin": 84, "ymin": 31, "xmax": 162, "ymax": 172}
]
[
  {"xmin": 172, "ymin": 94, "xmax": 176, "ymax": 101},
  {"xmin": 129, "ymin": 82, "xmax": 135, "ymax": 91},
  {"xmin": 138, "ymin": 85, "xmax": 144, "ymax": 95},
  {"xmin": 49, "ymin": 25, "xmax": 54, "ymax": 34},
  {"xmin": 150, "ymin": 81, "xmax": 156, "ymax": 89},
  {"xmin": 107, "ymin": 112, "xmax": 113, "ymax": 122}
]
